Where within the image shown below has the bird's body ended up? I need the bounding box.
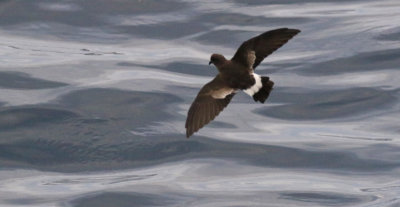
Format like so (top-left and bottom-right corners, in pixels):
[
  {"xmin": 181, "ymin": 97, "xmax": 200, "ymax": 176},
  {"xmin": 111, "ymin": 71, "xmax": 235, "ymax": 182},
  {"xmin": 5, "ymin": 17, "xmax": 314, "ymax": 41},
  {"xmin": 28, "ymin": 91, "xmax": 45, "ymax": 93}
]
[
  {"xmin": 216, "ymin": 61, "xmax": 254, "ymax": 89},
  {"xmin": 186, "ymin": 28, "xmax": 301, "ymax": 138}
]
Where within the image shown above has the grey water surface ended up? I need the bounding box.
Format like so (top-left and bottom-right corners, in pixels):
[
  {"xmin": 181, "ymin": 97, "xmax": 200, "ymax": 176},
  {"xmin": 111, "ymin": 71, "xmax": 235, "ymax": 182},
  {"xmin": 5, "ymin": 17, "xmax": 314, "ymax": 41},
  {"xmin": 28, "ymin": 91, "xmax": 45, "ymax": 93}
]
[{"xmin": 0, "ymin": 0, "xmax": 400, "ymax": 206}]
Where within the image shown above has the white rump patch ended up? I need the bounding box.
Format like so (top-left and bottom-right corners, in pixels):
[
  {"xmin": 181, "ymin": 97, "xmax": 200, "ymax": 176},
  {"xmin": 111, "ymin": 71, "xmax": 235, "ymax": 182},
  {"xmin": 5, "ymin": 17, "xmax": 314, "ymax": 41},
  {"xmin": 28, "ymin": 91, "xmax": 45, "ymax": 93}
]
[{"xmin": 244, "ymin": 73, "xmax": 262, "ymax": 96}]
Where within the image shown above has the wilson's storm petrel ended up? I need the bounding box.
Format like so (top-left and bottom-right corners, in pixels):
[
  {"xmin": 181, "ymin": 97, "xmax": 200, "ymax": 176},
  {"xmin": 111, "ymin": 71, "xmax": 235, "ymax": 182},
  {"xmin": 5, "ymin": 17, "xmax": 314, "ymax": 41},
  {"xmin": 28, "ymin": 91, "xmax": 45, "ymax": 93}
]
[{"xmin": 185, "ymin": 28, "xmax": 300, "ymax": 138}]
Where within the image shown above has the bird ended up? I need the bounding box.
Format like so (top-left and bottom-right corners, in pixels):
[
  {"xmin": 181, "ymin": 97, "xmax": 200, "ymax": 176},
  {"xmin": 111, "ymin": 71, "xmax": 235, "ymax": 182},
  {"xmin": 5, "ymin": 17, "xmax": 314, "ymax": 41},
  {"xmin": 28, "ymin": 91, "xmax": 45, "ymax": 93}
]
[{"xmin": 185, "ymin": 28, "xmax": 300, "ymax": 138}]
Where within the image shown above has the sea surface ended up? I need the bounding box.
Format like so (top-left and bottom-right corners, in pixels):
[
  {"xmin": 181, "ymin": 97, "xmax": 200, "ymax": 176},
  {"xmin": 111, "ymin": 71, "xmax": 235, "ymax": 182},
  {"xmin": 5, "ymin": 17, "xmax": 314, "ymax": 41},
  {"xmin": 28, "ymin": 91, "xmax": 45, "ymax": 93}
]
[{"xmin": 0, "ymin": 0, "xmax": 400, "ymax": 206}]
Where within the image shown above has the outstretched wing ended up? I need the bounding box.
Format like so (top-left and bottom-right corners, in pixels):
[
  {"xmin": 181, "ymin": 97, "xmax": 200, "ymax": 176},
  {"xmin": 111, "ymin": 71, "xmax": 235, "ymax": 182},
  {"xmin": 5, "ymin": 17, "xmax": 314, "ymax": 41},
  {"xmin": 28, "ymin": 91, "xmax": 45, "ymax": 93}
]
[
  {"xmin": 185, "ymin": 75, "xmax": 235, "ymax": 138},
  {"xmin": 231, "ymin": 28, "xmax": 300, "ymax": 69}
]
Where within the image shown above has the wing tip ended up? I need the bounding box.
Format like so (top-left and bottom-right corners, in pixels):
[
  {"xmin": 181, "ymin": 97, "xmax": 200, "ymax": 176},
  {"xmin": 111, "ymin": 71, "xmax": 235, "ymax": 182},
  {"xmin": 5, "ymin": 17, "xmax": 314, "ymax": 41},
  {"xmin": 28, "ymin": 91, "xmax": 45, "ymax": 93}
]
[
  {"xmin": 275, "ymin": 27, "xmax": 301, "ymax": 35},
  {"xmin": 185, "ymin": 120, "xmax": 195, "ymax": 138},
  {"xmin": 289, "ymin": 28, "xmax": 301, "ymax": 35},
  {"xmin": 185, "ymin": 126, "xmax": 198, "ymax": 138}
]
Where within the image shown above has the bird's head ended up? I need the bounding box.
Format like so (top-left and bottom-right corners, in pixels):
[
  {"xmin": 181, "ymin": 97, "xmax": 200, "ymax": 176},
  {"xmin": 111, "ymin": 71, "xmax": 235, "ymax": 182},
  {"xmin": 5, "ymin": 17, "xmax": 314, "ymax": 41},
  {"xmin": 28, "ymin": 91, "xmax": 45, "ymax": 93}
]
[{"xmin": 209, "ymin": 54, "xmax": 226, "ymax": 67}]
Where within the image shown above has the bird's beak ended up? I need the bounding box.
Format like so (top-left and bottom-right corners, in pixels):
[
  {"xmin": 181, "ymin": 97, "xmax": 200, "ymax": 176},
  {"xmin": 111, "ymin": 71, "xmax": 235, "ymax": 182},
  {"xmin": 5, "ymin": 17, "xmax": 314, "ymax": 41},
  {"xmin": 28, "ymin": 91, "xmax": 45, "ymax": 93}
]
[{"xmin": 208, "ymin": 61, "xmax": 212, "ymax": 65}]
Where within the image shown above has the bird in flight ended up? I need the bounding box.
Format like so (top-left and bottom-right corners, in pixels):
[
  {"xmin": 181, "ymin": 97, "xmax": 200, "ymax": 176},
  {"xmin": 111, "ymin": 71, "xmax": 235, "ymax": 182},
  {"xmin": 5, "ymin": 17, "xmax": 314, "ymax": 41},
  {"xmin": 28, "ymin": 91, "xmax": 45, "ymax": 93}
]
[{"xmin": 185, "ymin": 28, "xmax": 300, "ymax": 138}]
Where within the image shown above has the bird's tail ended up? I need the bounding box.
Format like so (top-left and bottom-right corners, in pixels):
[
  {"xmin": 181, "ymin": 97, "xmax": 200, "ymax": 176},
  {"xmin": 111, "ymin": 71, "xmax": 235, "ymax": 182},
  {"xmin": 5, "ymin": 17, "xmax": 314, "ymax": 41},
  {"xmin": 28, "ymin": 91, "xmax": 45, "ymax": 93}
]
[
  {"xmin": 243, "ymin": 74, "xmax": 274, "ymax": 103},
  {"xmin": 253, "ymin": 76, "xmax": 274, "ymax": 103}
]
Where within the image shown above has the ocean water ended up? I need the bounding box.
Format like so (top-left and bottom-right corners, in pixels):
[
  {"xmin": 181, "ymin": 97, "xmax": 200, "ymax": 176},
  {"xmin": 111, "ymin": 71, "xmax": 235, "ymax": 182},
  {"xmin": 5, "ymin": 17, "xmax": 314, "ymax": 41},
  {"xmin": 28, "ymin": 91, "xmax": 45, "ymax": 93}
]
[{"xmin": 0, "ymin": 0, "xmax": 400, "ymax": 206}]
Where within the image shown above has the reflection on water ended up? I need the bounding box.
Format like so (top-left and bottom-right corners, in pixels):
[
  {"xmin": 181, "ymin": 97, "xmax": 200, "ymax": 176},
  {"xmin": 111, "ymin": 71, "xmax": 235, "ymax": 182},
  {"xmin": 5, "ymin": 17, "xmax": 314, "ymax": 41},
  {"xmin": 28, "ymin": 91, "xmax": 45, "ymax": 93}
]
[
  {"xmin": 257, "ymin": 87, "xmax": 397, "ymax": 120},
  {"xmin": 0, "ymin": 0, "xmax": 400, "ymax": 206},
  {"xmin": 298, "ymin": 48, "xmax": 400, "ymax": 76},
  {"xmin": 0, "ymin": 71, "xmax": 68, "ymax": 89}
]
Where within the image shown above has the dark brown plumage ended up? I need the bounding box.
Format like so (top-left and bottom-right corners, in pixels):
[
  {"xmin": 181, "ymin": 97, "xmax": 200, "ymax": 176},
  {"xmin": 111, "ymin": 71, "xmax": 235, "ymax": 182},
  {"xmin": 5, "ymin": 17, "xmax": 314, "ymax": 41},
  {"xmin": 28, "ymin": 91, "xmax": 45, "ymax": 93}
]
[{"xmin": 185, "ymin": 28, "xmax": 300, "ymax": 138}]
